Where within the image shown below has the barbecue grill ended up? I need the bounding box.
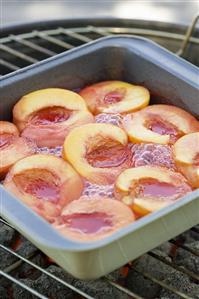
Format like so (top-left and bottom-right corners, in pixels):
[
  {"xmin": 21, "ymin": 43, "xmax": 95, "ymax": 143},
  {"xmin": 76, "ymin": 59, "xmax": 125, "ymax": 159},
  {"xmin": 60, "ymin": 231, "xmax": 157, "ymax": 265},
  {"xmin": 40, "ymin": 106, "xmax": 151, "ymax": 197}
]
[{"xmin": 0, "ymin": 16, "xmax": 199, "ymax": 299}]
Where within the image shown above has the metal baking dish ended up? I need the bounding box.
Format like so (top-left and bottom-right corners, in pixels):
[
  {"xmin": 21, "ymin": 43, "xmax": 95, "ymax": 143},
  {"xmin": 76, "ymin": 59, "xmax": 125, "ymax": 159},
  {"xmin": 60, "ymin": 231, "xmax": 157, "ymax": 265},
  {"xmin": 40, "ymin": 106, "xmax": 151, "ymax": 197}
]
[{"xmin": 0, "ymin": 36, "xmax": 199, "ymax": 280}]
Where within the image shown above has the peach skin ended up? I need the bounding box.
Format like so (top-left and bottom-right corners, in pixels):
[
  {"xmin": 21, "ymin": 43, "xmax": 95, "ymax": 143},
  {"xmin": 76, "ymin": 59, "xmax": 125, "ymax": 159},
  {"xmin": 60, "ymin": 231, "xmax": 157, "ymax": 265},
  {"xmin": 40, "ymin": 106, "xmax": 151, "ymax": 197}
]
[
  {"xmin": 13, "ymin": 88, "xmax": 94, "ymax": 147},
  {"xmin": 53, "ymin": 196, "xmax": 135, "ymax": 241},
  {"xmin": 63, "ymin": 123, "xmax": 132, "ymax": 185},
  {"xmin": 123, "ymin": 104, "xmax": 199, "ymax": 145},
  {"xmin": 0, "ymin": 121, "xmax": 35, "ymax": 179},
  {"xmin": 79, "ymin": 81, "xmax": 150, "ymax": 115},
  {"xmin": 173, "ymin": 132, "xmax": 199, "ymax": 188},
  {"xmin": 115, "ymin": 166, "xmax": 192, "ymax": 216},
  {"xmin": 4, "ymin": 154, "xmax": 83, "ymax": 222}
]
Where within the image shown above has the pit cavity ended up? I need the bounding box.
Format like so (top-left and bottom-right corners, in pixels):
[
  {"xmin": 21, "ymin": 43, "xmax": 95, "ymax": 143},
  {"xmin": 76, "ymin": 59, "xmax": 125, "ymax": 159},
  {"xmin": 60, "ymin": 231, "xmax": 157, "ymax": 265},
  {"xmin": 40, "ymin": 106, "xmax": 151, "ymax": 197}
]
[
  {"xmin": 103, "ymin": 88, "xmax": 126, "ymax": 104},
  {"xmin": 30, "ymin": 107, "xmax": 70, "ymax": 125},
  {"xmin": 86, "ymin": 143, "xmax": 132, "ymax": 168},
  {"xmin": 136, "ymin": 178, "xmax": 184, "ymax": 199},
  {"xmin": 60, "ymin": 212, "xmax": 112, "ymax": 234},
  {"xmin": 147, "ymin": 118, "xmax": 180, "ymax": 142},
  {"xmin": 0, "ymin": 134, "xmax": 15, "ymax": 149},
  {"xmin": 13, "ymin": 169, "xmax": 60, "ymax": 203}
]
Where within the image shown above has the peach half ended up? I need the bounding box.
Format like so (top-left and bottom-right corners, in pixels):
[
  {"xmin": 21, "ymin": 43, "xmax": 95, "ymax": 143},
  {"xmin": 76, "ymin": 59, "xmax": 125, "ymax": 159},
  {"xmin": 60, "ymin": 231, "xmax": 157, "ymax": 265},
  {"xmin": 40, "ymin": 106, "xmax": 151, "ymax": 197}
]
[
  {"xmin": 123, "ymin": 104, "xmax": 199, "ymax": 145},
  {"xmin": 79, "ymin": 81, "xmax": 150, "ymax": 115},
  {"xmin": 4, "ymin": 154, "xmax": 83, "ymax": 222},
  {"xmin": 115, "ymin": 166, "xmax": 192, "ymax": 216},
  {"xmin": 13, "ymin": 88, "xmax": 94, "ymax": 147},
  {"xmin": 53, "ymin": 196, "xmax": 135, "ymax": 241},
  {"xmin": 0, "ymin": 121, "xmax": 35, "ymax": 179},
  {"xmin": 63, "ymin": 123, "xmax": 132, "ymax": 185},
  {"xmin": 173, "ymin": 132, "xmax": 199, "ymax": 188}
]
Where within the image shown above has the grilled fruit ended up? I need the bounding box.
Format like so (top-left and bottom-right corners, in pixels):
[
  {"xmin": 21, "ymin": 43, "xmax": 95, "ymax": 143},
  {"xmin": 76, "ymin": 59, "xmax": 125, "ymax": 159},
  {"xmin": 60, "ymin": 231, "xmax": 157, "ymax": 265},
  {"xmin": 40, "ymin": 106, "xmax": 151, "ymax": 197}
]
[
  {"xmin": 115, "ymin": 166, "xmax": 192, "ymax": 216},
  {"xmin": 79, "ymin": 81, "xmax": 150, "ymax": 115},
  {"xmin": 123, "ymin": 105, "xmax": 199, "ymax": 145},
  {"xmin": 0, "ymin": 121, "xmax": 35, "ymax": 179},
  {"xmin": 63, "ymin": 123, "xmax": 132, "ymax": 185},
  {"xmin": 173, "ymin": 132, "xmax": 199, "ymax": 188},
  {"xmin": 13, "ymin": 88, "xmax": 94, "ymax": 147},
  {"xmin": 4, "ymin": 154, "xmax": 83, "ymax": 222},
  {"xmin": 53, "ymin": 196, "xmax": 135, "ymax": 241}
]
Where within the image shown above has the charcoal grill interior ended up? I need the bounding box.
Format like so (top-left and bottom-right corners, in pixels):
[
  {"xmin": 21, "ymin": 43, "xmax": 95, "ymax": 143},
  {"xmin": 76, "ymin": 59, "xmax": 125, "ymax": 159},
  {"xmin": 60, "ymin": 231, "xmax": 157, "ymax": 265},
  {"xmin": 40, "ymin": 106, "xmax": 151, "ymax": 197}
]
[{"xmin": 0, "ymin": 17, "xmax": 199, "ymax": 299}]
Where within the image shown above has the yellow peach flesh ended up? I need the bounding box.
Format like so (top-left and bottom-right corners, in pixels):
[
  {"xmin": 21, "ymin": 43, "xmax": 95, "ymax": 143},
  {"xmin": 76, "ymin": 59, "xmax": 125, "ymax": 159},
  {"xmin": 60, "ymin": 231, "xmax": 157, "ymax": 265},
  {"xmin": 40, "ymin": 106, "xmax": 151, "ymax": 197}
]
[
  {"xmin": 115, "ymin": 166, "xmax": 192, "ymax": 215},
  {"xmin": 173, "ymin": 133, "xmax": 199, "ymax": 188},
  {"xmin": 4, "ymin": 154, "xmax": 83, "ymax": 221},
  {"xmin": 123, "ymin": 105, "xmax": 199, "ymax": 145},
  {"xmin": 79, "ymin": 81, "xmax": 150, "ymax": 115},
  {"xmin": 53, "ymin": 196, "xmax": 135, "ymax": 241},
  {"xmin": 63, "ymin": 123, "xmax": 128, "ymax": 185}
]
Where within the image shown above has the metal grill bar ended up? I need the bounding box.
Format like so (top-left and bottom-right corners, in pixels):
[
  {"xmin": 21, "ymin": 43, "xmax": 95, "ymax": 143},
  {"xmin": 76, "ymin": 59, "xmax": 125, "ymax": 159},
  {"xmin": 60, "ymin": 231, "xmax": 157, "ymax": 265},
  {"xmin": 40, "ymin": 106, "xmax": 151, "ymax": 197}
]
[
  {"xmin": 0, "ymin": 244, "xmax": 94, "ymax": 299},
  {"xmin": 9, "ymin": 35, "xmax": 57, "ymax": 56},
  {"xmin": 59, "ymin": 27, "xmax": 92, "ymax": 43},
  {"xmin": 0, "ymin": 218, "xmax": 14, "ymax": 228},
  {"xmin": 0, "ymin": 59, "xmax": 20, "ymax": 71},
  {"xmin": 34, "ymin": 31, "xmax": 74, "ymax": 49},
  {"xmin": 0, "ymin": 44, "xmax": 38, "ymax": 64},
  {"xmin": 169, "ymin": 239, "xmax": 199, "ymax": 257},
  {"xmin": 1, "ymin": 27, "xmax": 199, "ymax": 45},
  {"xmin": 177, "ymin": 13, "xmax": 199, "ymax": 56},
  {"xmin": 148, "ymin": 251, "xmax": 199, "ymax": 281},
  {"xmin": 1, "ymin": 219, "xmax": 199, "ymax": 299},
  {"xmin": 131, "ymin": 267, "xmax": 193, "ymax": 299},
  {"xmin": 87, "ymin": 26, "xmax": 110, "ymax": 36},
  {"xmin": 105, "ymin": 277, "xmax": 144, "ymax": 299},
  {"xmin": 0, "ymin": 270, "xmax": 48, "ymax": 299}
]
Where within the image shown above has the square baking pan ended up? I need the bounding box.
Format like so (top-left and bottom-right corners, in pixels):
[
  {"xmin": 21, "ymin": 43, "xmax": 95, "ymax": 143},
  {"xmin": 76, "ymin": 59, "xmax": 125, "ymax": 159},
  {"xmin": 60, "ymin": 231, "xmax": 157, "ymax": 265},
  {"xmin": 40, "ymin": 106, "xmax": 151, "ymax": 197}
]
[{"xmin": 0, "ymin": 36, "xmax": 199, "ymax": 280}]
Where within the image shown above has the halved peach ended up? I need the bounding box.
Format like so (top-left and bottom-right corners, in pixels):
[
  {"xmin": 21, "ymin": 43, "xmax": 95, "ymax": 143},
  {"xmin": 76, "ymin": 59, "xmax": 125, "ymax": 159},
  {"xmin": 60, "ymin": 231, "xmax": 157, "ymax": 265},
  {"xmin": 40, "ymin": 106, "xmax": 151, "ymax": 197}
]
[
  {"xmin": 115, "ymin": 166, "xmax": 192, "ymax": 216},
  {"xmin": 53, "ymin": 196, "xmax": 135, "ymax": 241},
  {"xmin": 4, "ymin": 154, "xmax": 83, "ymax": 222},
  {"xmin": 123, "ymin": 105, "xmax": 199, "ymax": 144},
  {"xmin": 0, "ymin": 121, "xmax": 35, "ymax": 179},
  {"xmin": 173, "ymin": 132, "xmax": 199, "ymax": 188},
  {"xmin": 79, "ymin": 81, "xmax": 150, "ymax": 115},
  {"xmin": 13, "ymin": 88, "xmax": 94, "ymax": 147},
  {"xmin": 63, "ymin": 123, "xmax": 132, "ymax": 185}
]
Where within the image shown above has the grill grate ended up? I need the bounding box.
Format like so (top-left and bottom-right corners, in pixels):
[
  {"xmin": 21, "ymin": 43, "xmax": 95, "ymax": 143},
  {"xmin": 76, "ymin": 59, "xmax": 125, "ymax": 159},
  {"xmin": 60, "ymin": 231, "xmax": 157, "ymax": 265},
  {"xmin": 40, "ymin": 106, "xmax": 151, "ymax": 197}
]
[
  {"xmin": 0, "ymin": 14, "xmax": 199, "ymax": 76},
  {"xmin": 1, "ymin": 218, "xmax": 199, "ymax": 299},
  {"xmin": 1, "ymin": 15, "xmax": 199, "ymax": 299}
]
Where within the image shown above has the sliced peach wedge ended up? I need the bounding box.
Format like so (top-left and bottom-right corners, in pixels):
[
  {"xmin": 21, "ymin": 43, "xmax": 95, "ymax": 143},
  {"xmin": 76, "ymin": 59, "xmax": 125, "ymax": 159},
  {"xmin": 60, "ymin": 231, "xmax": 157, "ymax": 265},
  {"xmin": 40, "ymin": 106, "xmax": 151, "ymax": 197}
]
[
  {"xmin": 0, "ymin": 121, "xmax": 36, "ymax": 179},
  {"xmin": 63, "ymin": 123, "xmax": 132, "ymax": 185},
  {"xmin": 115, "ymin": 166, "xmax": 192, "ymax": 216},
  {"xmin": 173, "ymin": 132, "xmax": 199, "ymax": 188},
  {"xmin": 79, "ymin": 81, "xmax": 150, "ymax": 115},
  {"xmin": 123, "ymin": 105, "xmax": 199, "ymax": 145},
  {"xmin": 53, "ymin": 196, "xmax": 135, "ymax": 241},
  {"xmin": 4, "ymin": 154, "xmax": 83, "ymax": 222},
  {"xmin": 13, "ymin": 88, "xmax": 94, "ymax": 148}
]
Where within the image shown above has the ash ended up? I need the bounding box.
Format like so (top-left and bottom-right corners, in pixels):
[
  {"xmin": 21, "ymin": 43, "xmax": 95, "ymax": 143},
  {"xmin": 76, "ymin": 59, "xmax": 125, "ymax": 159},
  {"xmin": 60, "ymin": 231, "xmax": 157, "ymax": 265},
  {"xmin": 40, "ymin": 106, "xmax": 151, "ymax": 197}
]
[{"xmin": 0, "ymin": 218, "xmax": 198, "ymax": 299}]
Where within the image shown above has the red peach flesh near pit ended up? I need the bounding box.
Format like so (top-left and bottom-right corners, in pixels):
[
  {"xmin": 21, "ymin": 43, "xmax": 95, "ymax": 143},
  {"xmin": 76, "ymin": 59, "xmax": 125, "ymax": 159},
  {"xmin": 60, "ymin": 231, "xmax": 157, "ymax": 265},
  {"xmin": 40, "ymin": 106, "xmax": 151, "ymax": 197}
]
[
  {"xmin": 60, "ymin": 212, "xmax": 112, "ymax": 234},
  {"xmin": 135, "ymin": 178, "xmax": 190, "ymax": 200},
  {"xmin": 86, "ymin": 144, "xmax": 132, "ymax": 168},
  {"xmin": 193, "ymin": 153, "xmax": 199, "ymax": 166},
  {"xmin": 148, "ymin": 119, "xmax": 180, "ymax": 143},
  {"xmin": 103, "ymin": 89, "xmax": 125, "ymax": 105},
  {"xmin": 0, "ymin": 134, "xmax": 15, "ymax": 148},
  {"xmin": 13, "ymin": 170, "xmax": 60, "ymax": 204},
  {"xmin": 30, "ymin": 107, "xmax": 70, "ymax": 125}
]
